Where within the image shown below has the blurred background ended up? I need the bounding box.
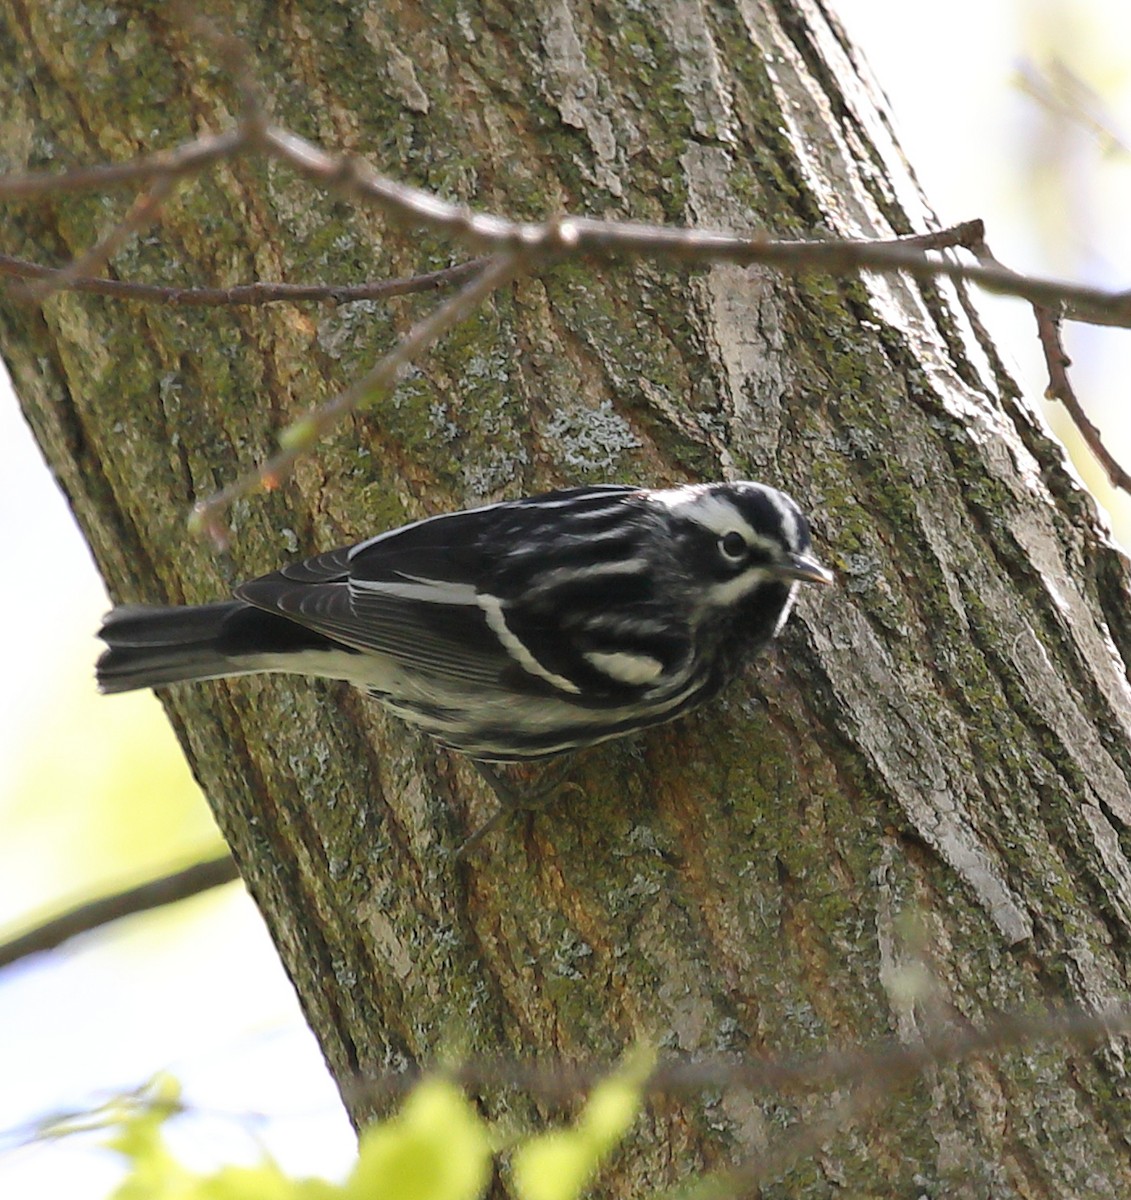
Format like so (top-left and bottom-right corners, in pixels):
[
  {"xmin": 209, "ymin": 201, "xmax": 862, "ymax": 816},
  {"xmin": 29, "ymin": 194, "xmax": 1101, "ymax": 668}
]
[{"xmin": 2, "ymin": 0, "xmax": 1131, "ymax": 1194}]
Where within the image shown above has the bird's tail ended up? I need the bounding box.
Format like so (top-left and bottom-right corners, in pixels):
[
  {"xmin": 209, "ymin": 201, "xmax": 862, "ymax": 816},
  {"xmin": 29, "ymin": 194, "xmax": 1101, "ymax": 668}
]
[
  {"xmin": 98, "ymin": 597, "xmax": 360, "ymax": 694},
  {"xmin": 96, "ymin": 601, "xmax": 258, "ymax": 693}
]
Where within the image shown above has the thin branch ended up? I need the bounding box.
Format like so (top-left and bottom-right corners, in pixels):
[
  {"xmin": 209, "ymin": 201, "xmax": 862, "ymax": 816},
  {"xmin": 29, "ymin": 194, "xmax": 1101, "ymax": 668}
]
[
  {"xmin": 10, "ymin": 112, "xmax": 1131, "ymax": 327},
  {"xmin": 969, "ymin": 232, "xmax": 1131, "ymax": 490},
  {"xmin": 1033, "ymin": 302, "xmax": 1131, "ymax": 492},
  {"xmin": 188, "ymin": 252, "xmax": 525, "ymax": 545},
  {"xmin": 22, "ymin": 175, "xmax": 179, "ymax": 303},
  {"xmin": 4, "ymin": 36, "xmax": 1131, "ymax": 527},
  {"xmin": 256, "ymin": 125, "xmax": 1131, "ymax": 325},
  {"xmin": 0, "ymin": 127, "xmax": 247, "ymax": 197},
  {"xmin": 4, "ymin": 77, "xmax": 1130, "ymax": 329},
  {"xmin": 186, "ymin": 13, "xmax": 267, "ymax": 138},
  {"xmin": 0, "ymin": 230, "xmax": 976, "ymax": 310},
  {"xmin": 0, "ymin": 854, "xmax": 240, "ymax": 970},
  {"xmin": 0, "ymin": 254, "xmax": 484, "ymax": 306},
  {"xmin": 695, "ymin": 1006, "xmax": 1131, "ymax": 1198},
  {"xmin": 344, "ymin": 1004, "xmax": 1131, "ymax": 1107},
  {"xmin": 357, "ymin": 1008, "xmax": 1131, "ymax": 1199}
]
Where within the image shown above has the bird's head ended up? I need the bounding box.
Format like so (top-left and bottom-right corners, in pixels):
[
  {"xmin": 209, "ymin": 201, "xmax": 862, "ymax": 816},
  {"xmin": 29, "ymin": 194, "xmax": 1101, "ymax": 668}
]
[{"xmin": 652, "ymin": 480, "xmax": 833, "ymax": 640}]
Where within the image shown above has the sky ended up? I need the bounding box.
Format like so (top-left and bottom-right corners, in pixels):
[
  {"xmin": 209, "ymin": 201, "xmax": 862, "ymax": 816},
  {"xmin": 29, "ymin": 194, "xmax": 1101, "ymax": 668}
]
[
  {"xmin": 2, "ymin": 1, "xmax": 1131, "ymax": 1194},
  {"xmin": 0, "ymin": 400, "xmax": 357, "ymax": 1186}
]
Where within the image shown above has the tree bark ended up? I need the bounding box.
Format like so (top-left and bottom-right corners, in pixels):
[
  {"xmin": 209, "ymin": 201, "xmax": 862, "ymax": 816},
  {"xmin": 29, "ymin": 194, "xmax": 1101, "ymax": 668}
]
[{"xmin": 4, "ymin": 1, "xmax": 1131, "ymax": 1196}]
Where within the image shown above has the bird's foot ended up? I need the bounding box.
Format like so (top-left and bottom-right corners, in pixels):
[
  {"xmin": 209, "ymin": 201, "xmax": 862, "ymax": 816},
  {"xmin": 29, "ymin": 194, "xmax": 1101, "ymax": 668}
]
[{"xmin": 455, "ymin": 759, "xmax": 581, "ymax": 859}]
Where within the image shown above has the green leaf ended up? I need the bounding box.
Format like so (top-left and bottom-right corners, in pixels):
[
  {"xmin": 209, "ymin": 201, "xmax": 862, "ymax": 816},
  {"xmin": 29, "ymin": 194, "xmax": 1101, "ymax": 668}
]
[
  {"xmin": 346, "ymin": 1080, "xmax": 492, "ymax": 1200},
  {"xmin": 197, "ymin": 1162, "xmax": 297, "ymax": 1200},
  {"xmin": 106, "ymin": 1110, "xmax": 189, "ymax": 1200},
  {"xmin": 511, "ymin": 1047, "xmax": 653, "ymax": 1200},
  {"xmin": 511, "ymin": 1131, "xmax": 593, "ymax": 1200},
  {"xmin": 577, "ymin": 1076, "xmax": 640, "ymax": 1153}
]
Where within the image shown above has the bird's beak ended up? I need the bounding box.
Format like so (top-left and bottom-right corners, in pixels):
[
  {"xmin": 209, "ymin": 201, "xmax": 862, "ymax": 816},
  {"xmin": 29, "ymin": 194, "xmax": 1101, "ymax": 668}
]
[{"xmin": 775, "ymin": 553, "xmax": 835, "ymax": 586}]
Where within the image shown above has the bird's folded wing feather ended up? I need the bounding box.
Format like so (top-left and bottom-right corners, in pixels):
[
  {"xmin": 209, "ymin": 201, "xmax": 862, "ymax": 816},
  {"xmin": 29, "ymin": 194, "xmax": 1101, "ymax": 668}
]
[
  {"xmin": 234, "ymin": 508, "xmax": 540, "ymax": 689},
  {"xmin": 234, "ymin": 487, "xmax": 683, "ymax": 697},
  {"xmin": 235, "ymin": 578, "xmax": 512, "ymax": 690}
]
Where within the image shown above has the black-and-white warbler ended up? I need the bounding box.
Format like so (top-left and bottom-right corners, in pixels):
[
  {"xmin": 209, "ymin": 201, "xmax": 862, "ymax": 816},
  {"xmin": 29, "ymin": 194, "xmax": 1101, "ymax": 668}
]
[{"xmin": 97, "ymin": 482, "xmax": 832, "ymax": 761}]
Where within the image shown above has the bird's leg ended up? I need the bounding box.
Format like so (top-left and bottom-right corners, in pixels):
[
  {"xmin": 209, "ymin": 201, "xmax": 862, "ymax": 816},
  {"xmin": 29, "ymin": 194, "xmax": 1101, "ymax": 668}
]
[{"xmin": 455, "ymin": 758, "xmax": 581, "ymax": 859}]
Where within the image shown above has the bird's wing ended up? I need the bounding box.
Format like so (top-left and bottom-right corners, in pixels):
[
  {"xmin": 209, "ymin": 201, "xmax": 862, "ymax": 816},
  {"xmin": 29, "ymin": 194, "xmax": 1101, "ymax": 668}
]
[
  {"xmin": 235, "ymin": 486, "xmax": 686, "ymax": 697},
  {"xmin": 235, "ymin": 521, "xmax": 512, "ymax": 688}
]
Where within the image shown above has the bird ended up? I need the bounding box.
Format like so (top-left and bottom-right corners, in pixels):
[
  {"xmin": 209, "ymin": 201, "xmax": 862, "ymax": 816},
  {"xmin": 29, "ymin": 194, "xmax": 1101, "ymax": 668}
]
[{"xmin": 97, "ymin": 481, "xmax": 833, "ymax": 763}]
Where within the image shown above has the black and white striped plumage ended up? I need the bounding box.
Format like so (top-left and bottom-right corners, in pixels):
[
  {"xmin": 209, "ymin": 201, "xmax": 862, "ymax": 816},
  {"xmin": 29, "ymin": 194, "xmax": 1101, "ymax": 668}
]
[{"xmin": 97, "ymin": 482, "xmax": 832, "ymax": 761}]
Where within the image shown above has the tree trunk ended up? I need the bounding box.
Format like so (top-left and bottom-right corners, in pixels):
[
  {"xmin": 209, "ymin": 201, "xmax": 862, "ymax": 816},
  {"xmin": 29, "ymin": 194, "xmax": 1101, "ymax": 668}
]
[{"xmin": 4, "ymin": 1, "xmax": 1131, "ymax": 1195}]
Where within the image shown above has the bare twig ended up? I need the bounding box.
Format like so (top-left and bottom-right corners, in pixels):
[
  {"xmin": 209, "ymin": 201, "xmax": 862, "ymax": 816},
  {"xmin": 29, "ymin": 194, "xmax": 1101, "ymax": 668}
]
[
  {"xmin": 188, "ymin": 252, "xmax": 525, "ymax": 544},
  {"xmin": 693, "ymin": 1005, "xmax": 1131, "ymax": 1197},
  {"xmin": 0, "ymin": 128, "xmax": 247, "ymax": 197},
  {"xmin": 966, "ymin": 229, "xmax": 1131, "ymax": 491},
  {"xmin": 343, "ymin": 1004, "xmax": 1131, "ymax": 1107},
  {"xmin": 1033, "ymin": 303, "xmax": 1131, "ymax": 492},
  {"xmin": 0, "ymin": 854, "xmax": 240, "ymax": 970},
  {"xmin": 261, "ymin": 126, "xmax": 1131, "ymax": 324},
  {"xmin": 7, "ymin": 118, "xmax": 1131, "ymax": 326},
  {"xmin": 0, "ymin": 230, "xmax": 977, "ymax": 310},
  {"xmin": 0, "ymin": 253, "xmax": 483, "ymax": 306},
  {"xmin": 186, "ymin": 14, "xmax": 266, "ymax": 137},
  {"xmin": 0, "ymin": 1077, "xmax": 185, "ymax": 1152},
  {"xmin": 346, "ymin": 1006, "xmax": 1131, "ymax": 1197},
  {"xmin": 4, "ymin": 35, "xmax": 1131, "ymax": 530},
  {"xmin": 1015, "ymin": 58, "xmax": 1131, "ymax": 158},
  {"xmin": 23, "ymin": 175, "xmax": 179, "ymax": 303}
]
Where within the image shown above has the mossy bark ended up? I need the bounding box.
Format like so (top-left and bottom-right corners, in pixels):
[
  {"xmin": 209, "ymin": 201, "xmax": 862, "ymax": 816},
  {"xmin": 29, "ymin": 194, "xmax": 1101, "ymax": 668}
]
[{"xmin": 4, "ymin": 2, "xmax": 1131, "ymax": 1196}]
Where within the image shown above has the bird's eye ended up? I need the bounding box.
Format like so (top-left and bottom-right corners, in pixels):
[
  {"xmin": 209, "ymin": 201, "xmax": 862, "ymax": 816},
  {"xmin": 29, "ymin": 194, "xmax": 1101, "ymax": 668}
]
[{"xmin": 719, "ymin": 531, "xmax": 747, "ymax": 561}]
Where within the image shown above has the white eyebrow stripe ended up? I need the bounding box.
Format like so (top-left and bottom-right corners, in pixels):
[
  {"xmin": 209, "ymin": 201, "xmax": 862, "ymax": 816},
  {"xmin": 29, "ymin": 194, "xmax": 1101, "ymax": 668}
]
[
  {"xmin": 478, "ymin": 594, "xmax": 581, "ymax": 694},
  {"xmin": 651, "ymin": 488, "xmax": 763, "ymax": 545},
  {"xmin": 738, "ymin": 532, "xmax": 789, "ymax": 556},
  {"xmin": 583, "ymin": 650, "xmax": 665, "ymax": 685},
  {"xmin": 762, "ymin": 488, "xmax": 802, "ymax": 552},
  {"xmin": 652, "ymin": 483, "xmax": 806, "ymax": 554}
]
